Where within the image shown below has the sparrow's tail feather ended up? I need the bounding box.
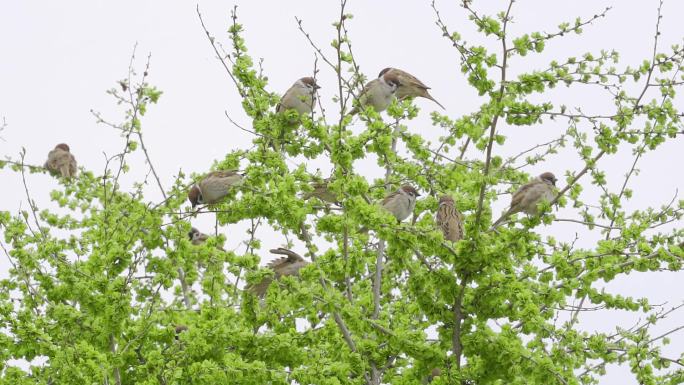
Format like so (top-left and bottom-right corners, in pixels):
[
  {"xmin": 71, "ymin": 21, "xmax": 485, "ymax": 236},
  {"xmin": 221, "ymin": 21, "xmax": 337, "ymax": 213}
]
[
  {"xmin": 490, "ymin": 210, "xmax": 510, "ymax": 231},
  {"xmin": 426, "ymin": 95, "xmax": 446, "ymax": 110}
]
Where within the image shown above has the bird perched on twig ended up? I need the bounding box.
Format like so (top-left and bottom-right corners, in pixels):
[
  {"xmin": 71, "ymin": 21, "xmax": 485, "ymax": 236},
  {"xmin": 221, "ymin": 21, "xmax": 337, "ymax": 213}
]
[
  {"xmin": 381, "ymin": 185, "xmax": 421, "ymax": 222},
  {"xmin": 247, "ymin": 248, "xmax": 309, "ymax": 297},
  {"xmin": 422, "ymin": 368, "xmax": 442, "ymax": 384},
  {"xmin": 302, "ymin": 178, "xmax": 339, "ymax": 204},
  {"xmin": 491, "ymin": 172, "xmax": 558, "ymax": 229},
  {"xmin": 44, "ymin": 143, "xmax": 77, "ymax": 179},
  {"xmin": 187, "ymin": 170, "xmax": 243, "ymax": 208},
  {"xmin": 378, "ymin": 68, "xmax": 445, "ymax": 109},
  {"xmin": 350, "ymin": 71, "xmax": 401, "ymax": 115},
  {"xmin": 435, "ymin": 195, "xmax": 464, "ymax": 242},
  {"xmin": 276, "ymin": 77, "xmax": 321, "ymax": 118}
]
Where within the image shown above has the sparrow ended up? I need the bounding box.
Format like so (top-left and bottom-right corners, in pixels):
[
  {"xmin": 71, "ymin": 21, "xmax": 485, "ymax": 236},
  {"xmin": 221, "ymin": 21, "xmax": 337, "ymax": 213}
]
[
  {"xmin": 350, "ymin": 71, "xmax": 401, "ymax": 115},
  {"xmin": 380, "ymin": 185, "xmax": 421, "ymax": 222},
  {"xmin": 422, "ymin": 368, "xmax": 442, "ymax": 384},
  {"xmin": 491, "ymin": 172, "xmax": 558, "ymax": 229},
  {"xmin": 435, "ymin": 195, "xmax": 464, "ymax": 242},
  {"xmin": 302, "ymin": 179, "xmax": 339, "ymax": 204},
  {"xmin": 379, "ymin": 68, "xmax": 445, "ymax": 109},
  {"xmin": 276, "ymin": 77, "xmax": 320, "ymax": 116},
  {"xmin": 247, "ymin": 248, "xmax": 309, "ymax": 297},
  {"xmin": 174, "ymin": 324, "xmax": 188, "ymax": 340},
  {"xmin": 187, "ymin": 170, "xmax": 243, "ymax": 208},
  {"xmin": 188, "ymin": 227, "xmax": 209, "ymax": 245},
  {"xmin": 44, "ymin": 143, "xmax": 77, "ymax": 178}
]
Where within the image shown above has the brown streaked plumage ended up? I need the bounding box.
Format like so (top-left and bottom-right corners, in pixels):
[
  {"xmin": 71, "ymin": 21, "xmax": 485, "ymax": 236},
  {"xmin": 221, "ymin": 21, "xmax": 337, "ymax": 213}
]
[
  {"xmin": 247, "ymin": 248, "xmax": 309, "ymax": 297},
  {"xmin": 435, "ymin": 195, "xmax": 464, "ymax": 242},
  {"xmin": 379, "ymin": 68, "xmax": 445, "ymax": 109},
  {"xmin": 491, "ymin": 172, "xmax": 558, "ymax": 229},
  {"xmin": 44, "ymin": 143, "xmax": 77, "ymax": 179},
  {"xmin": 187, "ymin": 170, "xmax": 243, "ymax": 208}
]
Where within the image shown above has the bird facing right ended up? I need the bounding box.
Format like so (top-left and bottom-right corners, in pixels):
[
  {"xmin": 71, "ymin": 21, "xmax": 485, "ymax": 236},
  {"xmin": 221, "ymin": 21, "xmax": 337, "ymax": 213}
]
[
  {"xmin": 380, "ymin": 185, "xmax": 421, "ymax": 222},
  {"xmin": 44, "ymin": 143, "xmax": 77, "ymax": 179},
  {"xmin": 276, "ymin": 77, "xmax": 320, "ymax": 116},
  {"xmin": 435, "ymin": 195, "xmax": 464, "ymax": 242},
  {"xmin": 491, "ymin": 172, "xmax": 558, "ymax": 229}
]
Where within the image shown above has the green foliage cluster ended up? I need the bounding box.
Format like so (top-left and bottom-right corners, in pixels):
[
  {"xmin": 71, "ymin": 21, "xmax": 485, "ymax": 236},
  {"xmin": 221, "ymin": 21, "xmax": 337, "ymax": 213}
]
[{"xmin": 0, "ymin": 2, "xmax": 683, "ymax": 385}]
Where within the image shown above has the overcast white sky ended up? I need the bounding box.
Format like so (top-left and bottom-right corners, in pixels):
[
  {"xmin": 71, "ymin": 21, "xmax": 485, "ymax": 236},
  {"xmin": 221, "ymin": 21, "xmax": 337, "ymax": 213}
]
[{"xmin": 1, "ymin": 0, "xmax": 683, "ymax": 383}]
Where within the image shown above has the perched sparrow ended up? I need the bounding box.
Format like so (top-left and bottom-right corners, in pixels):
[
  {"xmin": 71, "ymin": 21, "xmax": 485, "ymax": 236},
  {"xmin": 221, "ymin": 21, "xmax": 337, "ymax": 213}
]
[
  {"xmin": 350, "ymin": 71, "xmax": 401, "ymax": 115},
  {"xmin": 380, "ymin": 185, "xmax": 421, "ymax": 222},
  {"xmin": 435, "ymin": 195, "xmax": 464, "ymax": 242},
  {"xmin": 188, "ymin": 227, "xmax": 209, "ymax": 245},
  {"xmin": 247, "ymin": 248, "xmax": 309, "ymax": 297},
  {"xmin": 302, "ymin": 179, "xmax": 339, "ymax": 204},
  {"xmin": 174, "ymin": 324, "xmax": 188, "ymax": 340},
  {"xmin": 187, "ymin": 170, "xmax": 243, "ymax": 208},
  {"xmin": 422, "ymin": 368, "xmax": 442, "ymax": 384},
  {"xmin": 379, "ymin": 68, "xmax": 445, "ymax": 109},
  {"xmin": 491, "ymin": 172, "xmax": 558, "ymax": 229},
  {"xmin": 44, "ymin": 143, "xmax": 77, "ymax": 178},
  {"xmin": 276, "ymin": 77, "xmax": 320, "ymax": 116}
]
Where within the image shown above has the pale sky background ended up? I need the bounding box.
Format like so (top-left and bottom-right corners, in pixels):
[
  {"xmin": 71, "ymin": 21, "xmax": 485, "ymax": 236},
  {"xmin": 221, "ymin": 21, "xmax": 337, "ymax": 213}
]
[{"xmin": 1, "ymin": 0, "xmax": 683, "ymax": 383}]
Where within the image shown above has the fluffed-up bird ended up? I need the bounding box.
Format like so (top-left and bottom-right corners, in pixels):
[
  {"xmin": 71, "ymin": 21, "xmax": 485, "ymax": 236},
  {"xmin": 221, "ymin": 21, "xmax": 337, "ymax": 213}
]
[
  {"xmin": 435, "ymin": 195, "xmax": 464, "ymax": 242},
  {"xmin": 379, "ymin": 68, "xmax": 445, "ymax": 109},
  {"xmin": 247, "ymin": 248, "xmax": 309, "ymax": 297},
  {"xmin": 44, "ymin": 143, "xmax": 77, "ymax": 178},
  {"xmin": 276, "ymin": 77, "xmax": 320, "ymax": 117},
  {"xmin": 350, "ymin": 71, "xmax": 401, "ymax": 115},
  {"xmin": 187, "ymin": 170, "xmax": 243, "ymax": 208},
  {"xmin": 491, "ymin": 172, "xmax": 558, "ymax": 229},
  {"xmin": 381, "ymin": 184, "xmax": 421, "ymax": 222}
]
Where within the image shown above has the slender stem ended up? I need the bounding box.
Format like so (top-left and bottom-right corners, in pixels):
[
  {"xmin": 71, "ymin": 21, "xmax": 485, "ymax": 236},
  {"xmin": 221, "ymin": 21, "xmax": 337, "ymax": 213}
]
[
  {"xmin": 473, "ymin": 0, "xmax": 514, "ymax": 229},
  {"xmin": 452, "ymin": 275, "xmax": 469, "ymax": 370}
]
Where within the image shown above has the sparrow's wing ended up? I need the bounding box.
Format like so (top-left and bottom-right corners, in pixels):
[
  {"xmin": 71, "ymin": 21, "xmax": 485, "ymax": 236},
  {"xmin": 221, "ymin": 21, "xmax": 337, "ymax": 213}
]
[
  {"xmin": 277, "ymin": 85, "xmax": 297, "ymax": 113},
  {"xmin": 510, "ymin": 180, "xmax": 540, "ymax": 210},
  {"xmin": 381, "ymin": 190, "xmax": 400, "ymax": 206},
  {"xmin": 246, "ymin": 276, "xmax": 273, "ymax": 297},
  {"xmin": 208, "ymin": 170, "xmax": 240, "ymax": 178},
  {"xmin": 358, "ymin": 79, "xmax": 380, "ymax": 101},
  {"xmin": 396, "ymin": 70, "xmax": 430, "ymax": 90},
  {"xmin": 269, "ymin": 255, "xmax": 306, "ymax": 278},
  {"xmin": 44, "ymin": 150, "xmax": 57, "ymax": 170}
]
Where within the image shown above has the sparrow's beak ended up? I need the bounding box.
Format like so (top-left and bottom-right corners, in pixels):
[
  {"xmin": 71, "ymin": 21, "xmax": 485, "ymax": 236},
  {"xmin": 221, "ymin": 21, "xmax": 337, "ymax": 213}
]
[
  {"xmin": 199, "ymin": 234, "xmax": 209, "ymax": 242},
  {"xmin": 314, "ymin": 84, "xmax": 321, "ymax": 90}
]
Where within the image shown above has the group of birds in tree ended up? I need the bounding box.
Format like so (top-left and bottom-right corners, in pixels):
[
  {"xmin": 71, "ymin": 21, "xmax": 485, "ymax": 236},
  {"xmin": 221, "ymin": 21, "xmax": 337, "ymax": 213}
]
[{"xmin": 42, "ymin": 67, "xmax": 558, "ymax": 297}]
